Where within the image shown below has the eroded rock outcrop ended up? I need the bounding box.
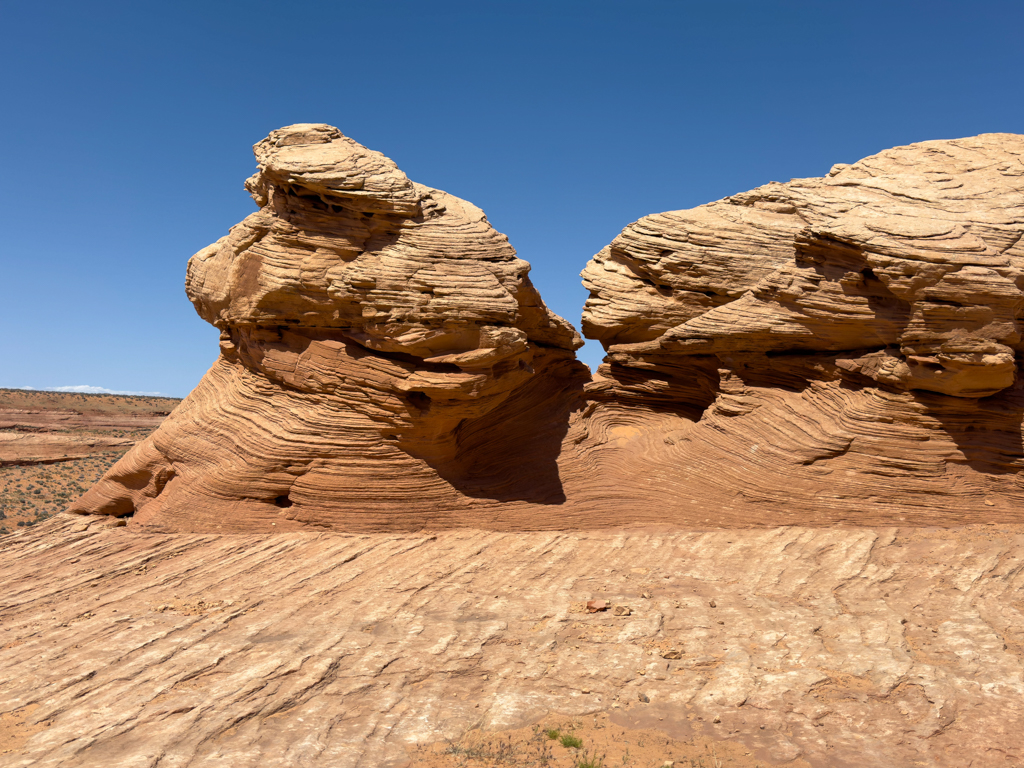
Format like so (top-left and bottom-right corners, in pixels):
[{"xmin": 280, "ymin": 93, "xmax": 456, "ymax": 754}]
[
  {"xmin": 579, "ymin": 134, "xmax": 1024, "ymax": 524},
  {"xmin": 71, "ymin": 130, "xmax": 1024, "ymax": 530},
  {"xmin": 38, "ymin": 131, "xmax": 1024, "ymax": 768},
  {"xmin": 71, "ymin": 124, "xmax": 586, "ymax": 532}
]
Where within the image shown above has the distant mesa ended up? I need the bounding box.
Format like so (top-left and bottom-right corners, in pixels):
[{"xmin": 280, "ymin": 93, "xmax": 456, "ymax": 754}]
[
  {"xmin": 11, "ymin": 386, "xmax": 171, "ymax": 397},
  {"xmin": 70, "ymin": 127, "xmax": 1024, "ymax": 530}
]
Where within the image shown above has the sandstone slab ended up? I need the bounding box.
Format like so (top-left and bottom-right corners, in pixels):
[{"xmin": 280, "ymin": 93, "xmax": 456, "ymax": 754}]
[{"xmin": 2, "ymin": 516, "xmax": 1023, "ymax": 767}]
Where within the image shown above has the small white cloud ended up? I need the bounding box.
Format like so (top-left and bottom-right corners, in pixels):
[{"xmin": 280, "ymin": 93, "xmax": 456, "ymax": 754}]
[{"xmin": 13, "ymin": 385, "xmax": 171, "ymax": 397}]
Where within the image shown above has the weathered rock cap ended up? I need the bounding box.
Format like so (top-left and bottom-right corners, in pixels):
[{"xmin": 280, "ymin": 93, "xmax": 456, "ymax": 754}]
[
  {"xmin": 583, "ymin": 132, "xmax": 1024, "ymax": 399},
  {"xmin": 244, "ymin": 123, "xmax": 422, "ymax": 215}
]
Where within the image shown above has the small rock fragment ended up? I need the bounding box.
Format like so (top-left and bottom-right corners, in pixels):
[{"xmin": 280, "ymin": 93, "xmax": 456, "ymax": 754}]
[
  {"xmin": 661, "ymin": 649, "xmax": 682, "ymax": 660},
  {"xmin": 613, "ymin": 605, "xmax": 632, "ymax": 616},
  {"xmin": 641, "ymin": 591, "xmax": 652, "ymax": 599},
  {"xmin": 709, "ymin": 600, "xmax": 717, "ymax": 608},
  {"xmin": 712, "ymin": 715, "xmax": 721, "ymax": 724},
  {"xmin": 586, "ymin": 599, "xmax": 610, "ymax": 613},
  {"xmin": 638, "ymin": 692, "xmax": 650, "ymax": 703}
]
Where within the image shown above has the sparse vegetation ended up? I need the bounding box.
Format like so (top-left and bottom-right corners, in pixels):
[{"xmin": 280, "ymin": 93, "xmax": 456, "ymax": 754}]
[
  {"xmin": 0, "ymin": 453, "xmax": 125, "ymax": 532},
  {"xmin": 560, "ymin": 734, "xmax": 583, "ymax": 750},
  {"xmin": 412, "ymin": 715, "xmax": 751, "ymax": 767},
  {"xmin": 0, "ymin": 388, "xmax": 178, "ymax": 534},
  {"xmin": 437, "ymin": 728, "xmax": 556, "ymax": 765}
]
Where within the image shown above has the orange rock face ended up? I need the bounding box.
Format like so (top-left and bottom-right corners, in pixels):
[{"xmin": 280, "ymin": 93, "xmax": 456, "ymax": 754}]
[{"xmin": 71, "ymin": 130, "xmax": 1024, "ymax": 530}]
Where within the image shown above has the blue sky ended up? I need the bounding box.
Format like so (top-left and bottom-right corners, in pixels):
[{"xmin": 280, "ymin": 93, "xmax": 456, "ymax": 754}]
[{"xmin": 2, "ymin": 1, "xmax": 1023, "ymax": 397}]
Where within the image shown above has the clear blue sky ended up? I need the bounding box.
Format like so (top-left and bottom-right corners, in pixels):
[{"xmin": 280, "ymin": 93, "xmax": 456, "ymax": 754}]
[{"xmin": 3, "ymin": 1, "xmax": 1022, "ymax": 397}]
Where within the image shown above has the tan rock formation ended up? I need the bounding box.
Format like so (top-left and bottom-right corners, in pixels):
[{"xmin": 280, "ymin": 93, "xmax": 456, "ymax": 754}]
[
  {"xmin": 579, "ymin": 134, "xmax": 1024, "ymax": 524},
  {"xmin": 25, "ymin": 131, "xmax": 1024, "ymax": 766},
  {"xmin": 70, "ymin": 130, "xmax": 1024, "ymax": 530},
  {"xmin": 71, "ymin": 124, "xmax": 586, "ymax": 531}
]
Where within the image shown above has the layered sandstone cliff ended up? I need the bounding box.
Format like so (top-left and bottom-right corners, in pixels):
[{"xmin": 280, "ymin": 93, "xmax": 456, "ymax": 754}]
[{"xmin": 70, "ymin": 130, "xmax": 1024, "ymax": 530}]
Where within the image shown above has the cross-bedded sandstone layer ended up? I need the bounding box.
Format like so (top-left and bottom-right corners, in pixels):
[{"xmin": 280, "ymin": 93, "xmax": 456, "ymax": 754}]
[
  {"xmin": 69, "ymin": 130, "xmax": 1024, "ymax": 530},
  {"xmin": 70, "ymin": 125, "xmax": 587, "ymax": 532},
  {"xmin": 579, "ymin": 134, "xmax": 1024, "ymax": 525}
]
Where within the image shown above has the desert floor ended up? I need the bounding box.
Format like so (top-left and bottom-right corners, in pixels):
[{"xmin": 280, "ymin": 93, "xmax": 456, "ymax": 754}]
[
  {"xmin": 2, "ymin": 511, "xmax": 1022, "ymax": 767},
  {"xmin": 0, "ymin": 389, "xmax": 179, "ymax": 532}
]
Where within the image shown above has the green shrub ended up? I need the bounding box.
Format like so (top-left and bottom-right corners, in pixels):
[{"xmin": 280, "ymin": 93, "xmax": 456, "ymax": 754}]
[{"xmin": 560, "ymin": 734, "xmax": 583, "ymax": 749}]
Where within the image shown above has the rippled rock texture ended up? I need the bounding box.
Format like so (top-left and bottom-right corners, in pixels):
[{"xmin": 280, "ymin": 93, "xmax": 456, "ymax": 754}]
[
  {"xmin": 71, "ymin": 130, "xmax": 1024, "ymax": 530},
  {"xmin": 3, "ymin": 516, "xmax": 1024, "ymax": 767}
]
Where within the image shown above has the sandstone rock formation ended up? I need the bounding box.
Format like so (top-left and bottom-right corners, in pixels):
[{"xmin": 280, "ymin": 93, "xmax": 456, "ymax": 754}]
[
  {"xmin": 71, "ymin": 124, "xmax": 587, "ymax": 532},
  {"xmin": 3, "ymin": 515, "xmax": 1024, "ymax": 767},
  {"xmin": 579, "ymin": 134, "xmax": 1024, "ymax": 525},
  {"xmin": 70, "ymin": 130, "xmax": 1024, "ymax": 530}
]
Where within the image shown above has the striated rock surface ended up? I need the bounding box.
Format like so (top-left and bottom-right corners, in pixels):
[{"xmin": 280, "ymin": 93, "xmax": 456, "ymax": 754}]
[
  {"xmin": 70, "ymin": 130, "xmax": 1024, "ymax": 530},
  {"xmin": 579, "ymin": 134, "xmax": 1024, "ymax": 525},
  {"xmin": 72, "ymin": 124, "xmax": 586, "ymax": 532},
  {"xmin": 3, "ymin": 516, "xmax": 1024, "ymax": 767}
]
